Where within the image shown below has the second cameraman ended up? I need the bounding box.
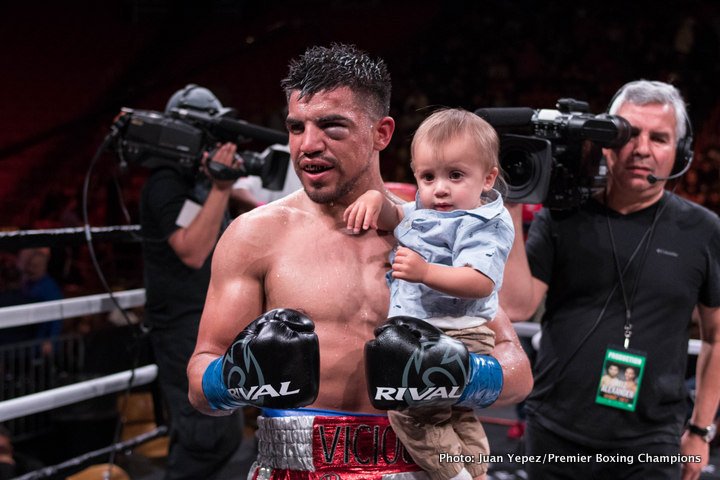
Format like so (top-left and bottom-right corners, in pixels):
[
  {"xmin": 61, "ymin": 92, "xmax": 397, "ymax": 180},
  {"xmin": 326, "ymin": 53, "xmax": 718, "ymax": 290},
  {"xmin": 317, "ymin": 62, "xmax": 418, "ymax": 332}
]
[{"xmin": 140, "ymin": 135, "xmax": 245, "ymax": 478}]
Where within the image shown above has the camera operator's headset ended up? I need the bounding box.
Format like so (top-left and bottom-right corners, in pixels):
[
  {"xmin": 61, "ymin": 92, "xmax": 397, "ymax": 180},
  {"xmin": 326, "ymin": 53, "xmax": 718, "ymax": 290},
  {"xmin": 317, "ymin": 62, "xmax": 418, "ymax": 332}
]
[{"xmin": 607, "ymin": 83, "xmax": 694, "ymax": 183}]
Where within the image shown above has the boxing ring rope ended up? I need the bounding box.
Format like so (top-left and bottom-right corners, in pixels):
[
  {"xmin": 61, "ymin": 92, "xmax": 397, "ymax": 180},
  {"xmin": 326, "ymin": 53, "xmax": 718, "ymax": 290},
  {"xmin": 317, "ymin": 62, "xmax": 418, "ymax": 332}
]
[
  {"xmin": 0, "ymin": 225, "xmax": 156, "ymax": 477},
  {"xmin": 0, "ymin": 284, "xmax": 159, "ymax": 477},
  {"xmin": 0, "ymin": 364, "xmax": 157, "ymax": 423},
  {"xmin": 6, "ymin": 225, "xmax": 700, "ymax": 355},
  {"xmin": 0, "ymin": 225, "xmax": 141, "ymax": 250},
  {"xmin": 0, "ymin": 288, "xmax": 152, "ymax": 423},
  {"xmin": 0, "ymin": 287, "xmax": 701, "ymax": 424},
  {"xmin": 512, "ymin": 319, "xmax": 701, "ymax": 356},
  {"xmin": 14, "ymin": 425, "xmax": 168, "ymax": 480},
  {"xmin": 0, "ymin": 288, "xmax": 145, "ymax": 330}
]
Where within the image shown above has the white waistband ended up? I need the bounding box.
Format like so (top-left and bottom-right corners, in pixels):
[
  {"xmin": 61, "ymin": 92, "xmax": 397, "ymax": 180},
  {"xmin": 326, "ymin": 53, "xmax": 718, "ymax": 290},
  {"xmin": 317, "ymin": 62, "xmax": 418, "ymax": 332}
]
[
  {"xmin": 256, "ymin": 415, "xmax": 315, "ymax": 471},
  {"xmin": 253, "ymin": 414, "xmax": 430, "ymax": 479}
]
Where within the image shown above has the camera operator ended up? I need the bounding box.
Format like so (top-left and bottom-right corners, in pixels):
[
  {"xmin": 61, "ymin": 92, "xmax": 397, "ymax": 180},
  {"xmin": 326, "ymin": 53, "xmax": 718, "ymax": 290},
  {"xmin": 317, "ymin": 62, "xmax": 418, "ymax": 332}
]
[
  {"xmin": 140, "ymin": 85, "xmax": 243, "ymax": 480},
  {"xmin": 500, "ymin": 80, "xmax": 720, "ymax": 480}
]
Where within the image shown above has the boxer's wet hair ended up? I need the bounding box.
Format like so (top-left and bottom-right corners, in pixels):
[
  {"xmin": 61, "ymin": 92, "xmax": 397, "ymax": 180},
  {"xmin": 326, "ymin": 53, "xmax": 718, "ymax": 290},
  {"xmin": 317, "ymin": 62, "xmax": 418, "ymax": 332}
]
[{"xmin": 281, "ymin": 43, "xmax": 391, "ymax": 118}]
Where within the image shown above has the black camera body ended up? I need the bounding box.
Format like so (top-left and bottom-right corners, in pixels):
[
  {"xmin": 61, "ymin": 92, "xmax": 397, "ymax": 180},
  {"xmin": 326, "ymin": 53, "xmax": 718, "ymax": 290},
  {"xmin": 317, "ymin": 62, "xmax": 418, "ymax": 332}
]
[
  {"xmin": 119, "ymin": 109, "xmax": 204, "ymax": 171},
  {"xmin": 114, "ymin": 107, "xmax": 290, "ymax": 191},
  {"xmin": 476, "ymin": 99, "xmax": 632, "ymax": 210}
]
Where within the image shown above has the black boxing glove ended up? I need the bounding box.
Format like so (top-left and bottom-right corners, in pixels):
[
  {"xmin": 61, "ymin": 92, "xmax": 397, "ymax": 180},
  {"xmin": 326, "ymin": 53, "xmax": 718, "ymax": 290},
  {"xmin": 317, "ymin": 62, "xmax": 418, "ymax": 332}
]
[
  {"xmin": 365, "ymin": 316, "xmax": 471, "ymax": 409},
  {"xmin": 365, "ymin": 316, "xmax": 504, "ymax": 410},
  {"xmin": 202, "ymin": 308, "xmax": 320, "ymax": 410}
]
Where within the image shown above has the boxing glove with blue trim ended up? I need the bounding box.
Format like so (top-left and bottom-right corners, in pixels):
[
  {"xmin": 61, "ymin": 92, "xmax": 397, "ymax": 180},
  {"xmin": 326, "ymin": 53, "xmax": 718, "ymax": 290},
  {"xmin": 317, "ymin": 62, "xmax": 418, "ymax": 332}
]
[
  {"xmin": 365, "ymin": 316, "xmax": 502, "ymax": 410},
  {"xmin": 202, "ymin": 308, "xmax": 320, "ymax": 410}
]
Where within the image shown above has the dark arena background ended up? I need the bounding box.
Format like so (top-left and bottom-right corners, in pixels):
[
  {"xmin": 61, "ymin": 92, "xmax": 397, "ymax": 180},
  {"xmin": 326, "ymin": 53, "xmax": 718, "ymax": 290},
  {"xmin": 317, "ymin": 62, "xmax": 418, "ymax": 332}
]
[{"xmin": 1, "ymin": 1, "xmax": 719, "ymax": 479}]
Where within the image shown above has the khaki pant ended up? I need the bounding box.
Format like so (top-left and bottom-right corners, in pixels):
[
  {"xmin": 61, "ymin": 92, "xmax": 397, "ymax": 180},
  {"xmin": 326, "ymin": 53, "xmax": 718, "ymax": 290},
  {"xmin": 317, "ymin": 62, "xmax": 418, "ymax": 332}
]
[{"xmin": 388, "ymin": 324, "xmax": 495, "ymax": 480}]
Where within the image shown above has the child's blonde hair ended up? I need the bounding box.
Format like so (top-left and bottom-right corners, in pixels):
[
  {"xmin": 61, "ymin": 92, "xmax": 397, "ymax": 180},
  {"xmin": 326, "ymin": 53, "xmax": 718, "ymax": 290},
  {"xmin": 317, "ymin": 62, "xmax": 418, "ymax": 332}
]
[{"xmin": 411, "ymin": 108, "xmax": 500, "ymax": 172}]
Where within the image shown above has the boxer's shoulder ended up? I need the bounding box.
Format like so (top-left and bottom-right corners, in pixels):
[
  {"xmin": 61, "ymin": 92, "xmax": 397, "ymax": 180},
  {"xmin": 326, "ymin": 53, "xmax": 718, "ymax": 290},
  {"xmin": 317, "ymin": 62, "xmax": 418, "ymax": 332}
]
[{"xmin": 221, "ymin": 194, "xmax": 309, "ymax": 246}]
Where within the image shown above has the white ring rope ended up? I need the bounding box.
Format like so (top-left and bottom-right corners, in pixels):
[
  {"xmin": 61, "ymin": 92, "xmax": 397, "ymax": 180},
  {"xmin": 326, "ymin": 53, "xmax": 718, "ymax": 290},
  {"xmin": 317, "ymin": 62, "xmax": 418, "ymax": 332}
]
[
  {"xmin": 0, "ymin": 289, "xmax": 701, "ymax": 355},
  {"xmin": 0, "ymin": 364, "xmax": 157, "ymax": 422},
  {"xmin": 0, "ymin": 289, "xmax": 152, "ymax": 422},
  {"xmin": 0, "ymin": 289, "xmax": 700, "ymax": 423},
  {"xmin": 512, "ymin": 321, "xmax": 700, "ymax": 356},
  {"xmin": 0, "ymin": 288, "xmax": 145, "ymax": 328}
]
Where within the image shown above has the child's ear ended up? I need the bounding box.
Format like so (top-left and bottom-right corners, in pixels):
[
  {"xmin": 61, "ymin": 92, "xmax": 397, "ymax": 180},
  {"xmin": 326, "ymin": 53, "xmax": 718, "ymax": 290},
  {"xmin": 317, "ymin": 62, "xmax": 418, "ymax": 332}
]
[{"xmin": 484, "ymin": 166, "xmax": 499, "ymax": 191}]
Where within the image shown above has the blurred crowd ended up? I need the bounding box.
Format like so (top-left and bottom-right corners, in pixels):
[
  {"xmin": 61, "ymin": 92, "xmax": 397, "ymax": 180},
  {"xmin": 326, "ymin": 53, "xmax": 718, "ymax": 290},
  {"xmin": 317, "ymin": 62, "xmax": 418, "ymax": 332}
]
[
  {"xmin": 3, "ymin": 0, "xmax": 720, "ymax": 301},
  {"xmin": 382, "ymin": 2, "xmax": 720, "ymax": 204}
]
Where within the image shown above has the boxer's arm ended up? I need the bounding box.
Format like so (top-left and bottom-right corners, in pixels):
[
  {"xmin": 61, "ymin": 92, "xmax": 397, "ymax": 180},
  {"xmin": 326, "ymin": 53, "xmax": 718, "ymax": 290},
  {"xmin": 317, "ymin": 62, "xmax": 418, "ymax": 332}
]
[
  {"xmin": 188, "ymin": 215, "xmax": 265, "ymax": 416},
  {"xmin": 487, "ymin": 307, "xmax": 533, "ymax": 406}
]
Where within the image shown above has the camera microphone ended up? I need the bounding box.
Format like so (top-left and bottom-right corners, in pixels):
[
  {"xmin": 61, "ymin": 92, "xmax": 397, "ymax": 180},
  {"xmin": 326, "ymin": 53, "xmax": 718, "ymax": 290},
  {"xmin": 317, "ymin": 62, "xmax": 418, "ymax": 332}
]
[
  {"xmin": 474, "ymin": 107, "xmax": 535, "ymax": 127},
  {"xmin": 170, "ymin": 108, "xmax": 289, "ymax": 145},
  {"xmin": 646, "ymin": 159, "xmax": 693, "ymax": 184},
  {"xmin": 212, "ymin": 116, "xmax": 289, "ymax": 145}
]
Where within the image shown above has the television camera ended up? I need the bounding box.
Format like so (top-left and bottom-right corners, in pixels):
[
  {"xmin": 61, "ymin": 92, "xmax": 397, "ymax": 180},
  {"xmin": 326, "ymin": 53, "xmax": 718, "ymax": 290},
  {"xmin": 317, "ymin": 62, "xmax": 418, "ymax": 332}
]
[
  {"xmin": 109, "ymin": 87, "xmax": 290, "ymax": 191},
  {"xmin": 476, "ymin": 98, "xmax": 633, "ymax": 209}
]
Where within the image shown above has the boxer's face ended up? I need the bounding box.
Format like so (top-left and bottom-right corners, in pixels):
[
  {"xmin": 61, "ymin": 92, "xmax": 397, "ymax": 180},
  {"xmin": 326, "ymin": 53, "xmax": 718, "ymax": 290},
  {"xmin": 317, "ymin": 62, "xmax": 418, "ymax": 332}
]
[{"xmin": 286, "ymin": 87, "xmax": 386, "ymax": 205}]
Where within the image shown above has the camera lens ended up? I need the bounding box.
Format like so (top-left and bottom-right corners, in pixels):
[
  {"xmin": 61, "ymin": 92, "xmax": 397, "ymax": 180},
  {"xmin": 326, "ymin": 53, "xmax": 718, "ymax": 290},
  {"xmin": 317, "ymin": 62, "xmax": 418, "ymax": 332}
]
[
  {"xmin": 501, "ymin": 148, "xmax": 534, "ymax": 188},
  {"xmin": 496, "ymin": 135, "xmax": 552, "ymax": 204}
]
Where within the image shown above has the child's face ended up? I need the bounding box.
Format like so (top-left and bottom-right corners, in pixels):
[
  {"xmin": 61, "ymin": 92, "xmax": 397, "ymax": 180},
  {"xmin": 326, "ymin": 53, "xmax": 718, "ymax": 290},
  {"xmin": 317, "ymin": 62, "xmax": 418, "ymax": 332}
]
[{"xmin": 412, "ymin": 136, "xmax": 498, "ymax": 211}]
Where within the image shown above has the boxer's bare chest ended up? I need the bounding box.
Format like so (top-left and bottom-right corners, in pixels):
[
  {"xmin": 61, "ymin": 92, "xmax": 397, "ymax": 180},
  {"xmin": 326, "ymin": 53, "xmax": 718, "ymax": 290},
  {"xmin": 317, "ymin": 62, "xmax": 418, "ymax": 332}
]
[{"xmin": 264, "ymin": 223, "xmax": 394, "ymax": 326}]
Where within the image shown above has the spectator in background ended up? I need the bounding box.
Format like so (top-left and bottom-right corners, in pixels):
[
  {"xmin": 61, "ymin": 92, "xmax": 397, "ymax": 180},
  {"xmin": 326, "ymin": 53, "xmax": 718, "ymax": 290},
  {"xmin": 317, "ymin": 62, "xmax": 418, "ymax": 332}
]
[
  {"xmin": 676, "ymin": 169, "xmax": 706, "ymax": 206},
  {"xmin": 0, "ymin": 254, "xmax": 32, "ymax": 307},
  {"xmin": 0, "ymin": 254, "xmax": 36, "ymax": 345},
  {"xmin": 17, "ymin": 248, "xmax": 63, "ymax": 356}
]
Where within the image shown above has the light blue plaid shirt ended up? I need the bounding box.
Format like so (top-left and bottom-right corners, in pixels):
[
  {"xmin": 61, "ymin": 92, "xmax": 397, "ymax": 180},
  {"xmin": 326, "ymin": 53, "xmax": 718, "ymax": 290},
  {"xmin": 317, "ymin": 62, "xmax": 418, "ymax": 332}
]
[{"xmin": 388, "ymin": 189, "xmax": 514, "ymax": 324}]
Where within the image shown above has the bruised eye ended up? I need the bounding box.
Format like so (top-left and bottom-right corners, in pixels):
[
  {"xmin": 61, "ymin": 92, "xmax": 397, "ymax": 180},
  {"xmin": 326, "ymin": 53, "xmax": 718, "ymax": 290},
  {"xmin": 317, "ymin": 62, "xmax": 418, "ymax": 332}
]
[{"xmin": 323, "ymin": 124, "xmax": 348, "ymax": 139}]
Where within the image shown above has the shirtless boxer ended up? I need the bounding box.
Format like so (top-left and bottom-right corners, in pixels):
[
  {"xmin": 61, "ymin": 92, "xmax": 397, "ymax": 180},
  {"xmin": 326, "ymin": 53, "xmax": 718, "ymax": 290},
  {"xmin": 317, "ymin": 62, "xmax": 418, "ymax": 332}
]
[{"xmin": 188, "ymin": 44, "xmax": 532, "ymax": 480}]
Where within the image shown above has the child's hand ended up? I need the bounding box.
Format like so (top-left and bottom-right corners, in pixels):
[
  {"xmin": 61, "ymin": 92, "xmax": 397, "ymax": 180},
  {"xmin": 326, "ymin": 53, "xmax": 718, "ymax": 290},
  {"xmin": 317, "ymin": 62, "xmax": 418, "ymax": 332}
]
[
  {"xmin": 343, "ymin": 190, "xmax": 385, "ymax": 234},
  {"xmin": 391, "ymin": 247, "xmax": 429, "ymax": 283}
]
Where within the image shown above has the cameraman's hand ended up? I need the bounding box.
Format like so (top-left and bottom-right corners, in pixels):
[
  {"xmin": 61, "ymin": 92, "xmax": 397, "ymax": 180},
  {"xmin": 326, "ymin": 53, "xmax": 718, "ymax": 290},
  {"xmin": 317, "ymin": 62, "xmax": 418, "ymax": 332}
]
[
  {"xmin": 171, "ymin": 142, "xmax": 238, "ymax": 269},
  {"xmin": 203, "ymin": 142, "xmax": 240, "ymax": 190}
]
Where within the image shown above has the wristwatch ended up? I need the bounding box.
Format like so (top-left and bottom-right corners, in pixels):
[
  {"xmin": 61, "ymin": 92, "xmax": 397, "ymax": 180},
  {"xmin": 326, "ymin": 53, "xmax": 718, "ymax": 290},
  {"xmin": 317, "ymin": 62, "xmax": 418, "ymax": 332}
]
[{"xmin": 687, "ymin": 422, "xmax": 717, "ymax": 443}]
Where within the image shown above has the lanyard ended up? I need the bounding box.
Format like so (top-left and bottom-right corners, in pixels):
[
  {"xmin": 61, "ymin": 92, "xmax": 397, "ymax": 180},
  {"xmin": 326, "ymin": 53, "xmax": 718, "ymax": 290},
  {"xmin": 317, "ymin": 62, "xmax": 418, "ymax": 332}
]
[{"xmin": 604, "ymin": 191, "xmax": 668, "ymax": 349}]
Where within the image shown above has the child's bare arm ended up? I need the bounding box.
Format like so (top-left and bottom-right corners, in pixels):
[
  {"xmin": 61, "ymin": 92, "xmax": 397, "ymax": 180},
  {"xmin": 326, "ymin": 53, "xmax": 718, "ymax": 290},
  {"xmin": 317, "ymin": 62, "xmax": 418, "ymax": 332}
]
[
  {"xmin": 392, "ymin": 246, "xmax": 494, "ymax": 298},
  {"xmin": 343, "ymin": 190, "xmax": 403, "ymax": 233}
]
